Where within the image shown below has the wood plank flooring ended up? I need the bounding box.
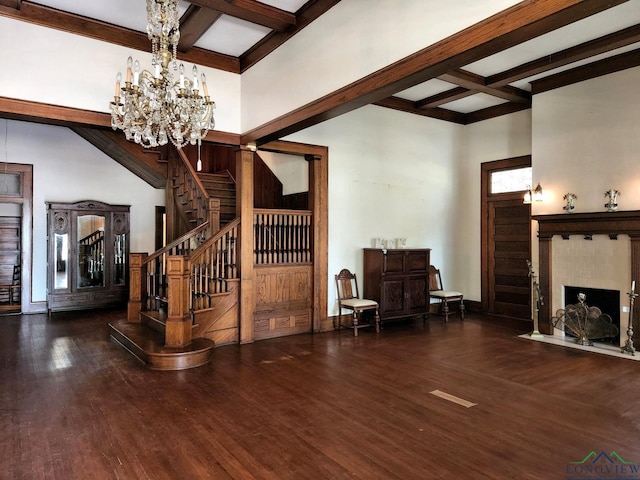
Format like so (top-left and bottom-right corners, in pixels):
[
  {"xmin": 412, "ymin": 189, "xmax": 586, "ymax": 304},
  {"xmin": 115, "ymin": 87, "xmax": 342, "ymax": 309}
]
[{"xmin": 2, "ymin": 310, "xmax": 640, "ymax": 479}]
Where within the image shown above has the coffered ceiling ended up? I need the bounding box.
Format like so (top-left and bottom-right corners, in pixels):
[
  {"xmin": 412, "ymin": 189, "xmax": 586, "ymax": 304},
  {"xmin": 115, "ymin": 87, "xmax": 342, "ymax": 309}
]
[{"xmin": 1, "ymin": 0, "xmax": 640, "ymax": 134}]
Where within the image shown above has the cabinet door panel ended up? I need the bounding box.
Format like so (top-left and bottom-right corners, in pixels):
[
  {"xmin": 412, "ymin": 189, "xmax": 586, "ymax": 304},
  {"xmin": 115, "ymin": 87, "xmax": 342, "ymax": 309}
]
[
  {"xmin": 406, "ymin": 276, "xmax": 428, "ymax": 313},
  {"xmin": 384, "ymin": 252, "xmax": 405, "ymax": 274},
  {"xmin": 381, "ymin": 279, "xmax": 405, "ymax": 316},
  {"xmin": 406, "ymin": 251, "xmax": 429, "ymax": 273}
]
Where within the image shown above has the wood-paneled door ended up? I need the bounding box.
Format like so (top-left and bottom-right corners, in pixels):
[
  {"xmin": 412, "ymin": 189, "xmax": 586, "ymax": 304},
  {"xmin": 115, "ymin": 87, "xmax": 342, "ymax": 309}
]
[{"xmin": 481, "ymin": 157, "xmax": 532, "ymax": 320}]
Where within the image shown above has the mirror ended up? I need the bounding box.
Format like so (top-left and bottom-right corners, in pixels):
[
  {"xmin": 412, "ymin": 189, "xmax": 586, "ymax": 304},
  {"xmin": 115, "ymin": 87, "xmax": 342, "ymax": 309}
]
[
  {"xmin": 77, "ymin": 214, "xmax": 105, "ymax": 288},
  {"xmin": 54, "ymin": 233, "xmax": 68, "ymax": 289},
  {"xmin": 114, "ymin": 233, "xmax": 127, "ymax": 285}
]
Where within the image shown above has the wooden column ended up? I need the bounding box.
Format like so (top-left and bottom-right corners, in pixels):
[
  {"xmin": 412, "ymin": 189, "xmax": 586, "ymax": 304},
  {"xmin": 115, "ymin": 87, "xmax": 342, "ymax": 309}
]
[
  {"xmin": 237, "ymin": 146, "xmax": 255, "ymax": 344},
  {"xmin": 307, "ymin": 151, "xmax": 328, "ymax": 332},
  {"xmin": 537, "ymin": 236, "xmax": 552, "ymax": 334},
  {"xmin": 165, "ymin": 255, "xmax": 191, "ymax": 347},
  {"xmin": 127, "ymin": 252, "xmax": 147, "ymax": 323}
]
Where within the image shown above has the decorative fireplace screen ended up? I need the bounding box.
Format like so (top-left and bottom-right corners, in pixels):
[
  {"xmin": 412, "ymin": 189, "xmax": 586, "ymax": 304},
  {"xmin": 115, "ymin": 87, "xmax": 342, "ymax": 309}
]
[{"xmin": 552, "ymin": 292, "xmax": 619, "ymax": 346}]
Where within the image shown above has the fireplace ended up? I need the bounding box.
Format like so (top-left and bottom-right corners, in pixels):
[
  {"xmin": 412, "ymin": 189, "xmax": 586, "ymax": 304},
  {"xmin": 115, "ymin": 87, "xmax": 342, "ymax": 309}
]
[
  {"xmin": 532, "ymin": 211, "xmax": 640, "ymax": 343},
  {"xmin": 562, "ymin": 286, "xmax": 620, "ymax": 345}
]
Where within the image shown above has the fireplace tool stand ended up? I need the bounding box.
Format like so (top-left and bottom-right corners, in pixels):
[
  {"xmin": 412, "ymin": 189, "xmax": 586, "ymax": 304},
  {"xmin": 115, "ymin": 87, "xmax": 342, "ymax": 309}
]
[
  {"xmin": 527, "ymin": 260, "xmax": 544, "ymax": 339},
  {"xmin": 621, "ymin": 283, "xmax": 637, "ymax": 356}
]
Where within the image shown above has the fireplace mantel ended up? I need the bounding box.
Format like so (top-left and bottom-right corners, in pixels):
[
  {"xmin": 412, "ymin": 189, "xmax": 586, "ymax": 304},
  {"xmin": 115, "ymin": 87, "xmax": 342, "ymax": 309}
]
[
  {"xmin": 532, "ymin": 210, "xmax": 640, "ymax": 239},
  {"xmin": 532, "ymin": 210, "xmax": 640, "ymax": 335}
]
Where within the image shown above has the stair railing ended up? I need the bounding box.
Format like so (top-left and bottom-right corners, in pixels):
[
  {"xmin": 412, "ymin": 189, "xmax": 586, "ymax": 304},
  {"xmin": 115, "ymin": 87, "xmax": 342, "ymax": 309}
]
[
  {"xmin": 171, "ymin": 148, "xmax": 219, "ymax": 231},
  {"xmin": 253, "ymin": 209, "xmax": 312, "ymax": 265},
  {"xmin": 128, "ymin": 221, "xmax": 211, "ymax": 321},
  {"xmin": 188, "ymin": 218, "xmax": 240, "ymax": 312}
]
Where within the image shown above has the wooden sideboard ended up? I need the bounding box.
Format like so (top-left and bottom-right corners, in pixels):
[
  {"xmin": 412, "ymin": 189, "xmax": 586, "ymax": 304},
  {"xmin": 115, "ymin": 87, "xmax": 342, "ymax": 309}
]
[{"xmin": 363, "ymin": 248, "xmax": 431, "ymax": 323}]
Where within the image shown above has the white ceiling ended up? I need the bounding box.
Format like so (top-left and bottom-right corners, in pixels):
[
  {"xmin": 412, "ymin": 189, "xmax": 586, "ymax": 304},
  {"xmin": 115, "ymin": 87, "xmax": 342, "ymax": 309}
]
[{"xmin": 28, "ymin": 0, "xmax": 640, "ymax": 115}]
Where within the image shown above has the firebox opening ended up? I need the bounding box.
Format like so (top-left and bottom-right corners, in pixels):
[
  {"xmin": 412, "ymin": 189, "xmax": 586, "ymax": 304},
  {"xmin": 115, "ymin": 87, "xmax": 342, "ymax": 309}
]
[{"xmin": 563, "ymin": 286, "xmax": 620, "ymax": 345}]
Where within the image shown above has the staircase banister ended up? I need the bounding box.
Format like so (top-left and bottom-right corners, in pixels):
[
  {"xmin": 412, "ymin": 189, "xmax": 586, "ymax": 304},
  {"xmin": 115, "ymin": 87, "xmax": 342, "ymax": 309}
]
[
  {"xmin": 143, "ymin": 221, "xmax": 210, "ymax": 266},
  {"xmin": 254, "ymin": 208, "xmax": 312, "ymax": 216},
  {"xmin": 189, "ymin": 217, "xmax": 240, "ymax": 266},
  {"xmin": 176, "ymin": 147, "xmax": 209, "ymax": 202},
  {"xmin": 217, "ymin": 169, "xmax": 236, "ymax": 185}
]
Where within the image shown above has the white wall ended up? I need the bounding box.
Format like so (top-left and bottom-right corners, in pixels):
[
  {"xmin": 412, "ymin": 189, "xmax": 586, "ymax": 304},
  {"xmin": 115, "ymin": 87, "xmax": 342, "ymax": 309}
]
[
  {"xmin": 0, "ymin": 17, "xmax": 242, "ymax": 134},
  {"xmin": 3, "ymin": 119, "xmax": 165, "ymax": 303},
  {"xmin": 285, "ymin": 104, "xmax": 464, "ymax": 315},
  {"xmin": 460, "ymin": 110, "xmax": 533, "ymax": 300},
  {"xmin": 258, "ymin": 151, "xmax": 308, "ymax": 195},
  {"xmin": 532, "ymin": 67, "xmax": 640, "ymax": 216},
  {"xmin": 241, "ymin": 0, "xmax": 520, "ymax": 132}
]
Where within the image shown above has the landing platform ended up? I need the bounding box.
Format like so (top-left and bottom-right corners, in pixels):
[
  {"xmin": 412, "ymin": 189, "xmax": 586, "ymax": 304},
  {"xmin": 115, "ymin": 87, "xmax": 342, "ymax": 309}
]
[{"xmin": 109, "ymin": 320, "xmax": 215, "ymax": 370}]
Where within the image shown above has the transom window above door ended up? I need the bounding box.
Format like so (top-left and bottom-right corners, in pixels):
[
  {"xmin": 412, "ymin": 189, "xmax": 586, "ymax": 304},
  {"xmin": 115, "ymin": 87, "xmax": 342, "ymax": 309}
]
[{"xmin": 490, "ymin": 167, "xmax": 532, "ymax": 194}]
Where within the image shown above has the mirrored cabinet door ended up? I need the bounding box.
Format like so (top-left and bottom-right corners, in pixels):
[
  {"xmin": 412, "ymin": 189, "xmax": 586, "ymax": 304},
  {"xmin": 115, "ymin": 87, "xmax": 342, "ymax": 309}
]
[{"xmin": 47, "ymin": 200, "xmax": 130, "ymax": 313}]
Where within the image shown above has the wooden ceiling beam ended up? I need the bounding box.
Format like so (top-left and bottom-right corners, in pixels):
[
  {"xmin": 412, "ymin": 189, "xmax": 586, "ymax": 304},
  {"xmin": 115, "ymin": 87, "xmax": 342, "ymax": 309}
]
[
  {"xmin": 0, "ymin": 0, "xmax": 20, "ymax": 8},
  {"xmin": 242, "ymin": 0, "xmax": 623, "ymax": 145},
  {"xmin": 178, "ymin": 4, "xmax": 223, "ymax": 52},
  {"xmin": 531, "ymin": 47, "xmax": 640, "ymax": 94},
  {"xmin": 0, "ymin": 96, "xmax": 241, "ymax": 145},
  {"xmin": 188, "ymin": 0, "xmax": 295, "ymax": 32},
  {"xmin": 465, "ymin": 102, "xmax": 531, "ymax": 124},
  {"xmin": 439, "ymin": 69, "xmax": 531, "ymax": 103},
  {"xmin": 0, "ymin": 1, "xmax": 240, "ymax": 73},
  {"xmin": 240, "ymin": 0, "xmax": 341, "ymax": 72},
  {"xmin": 487, "ymin": 23, "xmax": 640, "ymax": 87},
  {"xmin": 373, "ymin": 97, "xmax": 466, "ymax": 124},
  {"xmin": 415, "ymin": 87, "xmax": 473, "ymax": 109}
]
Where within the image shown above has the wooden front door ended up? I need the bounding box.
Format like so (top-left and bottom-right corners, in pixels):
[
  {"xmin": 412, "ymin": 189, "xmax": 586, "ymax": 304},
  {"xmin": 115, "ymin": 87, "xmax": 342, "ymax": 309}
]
[
  {"xmin": 487, "ymin": 199, "xmax": 530, "ymax": 318},
  {"xmin": 481, "ymin": 157, "xmax": 531, "ymax": 320}
]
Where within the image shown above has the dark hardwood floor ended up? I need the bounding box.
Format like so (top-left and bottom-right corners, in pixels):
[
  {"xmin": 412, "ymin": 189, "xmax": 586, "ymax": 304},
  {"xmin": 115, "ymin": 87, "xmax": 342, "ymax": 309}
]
[{"xmin": 2, "ymin": 310, "xmax": 640, "ymax": 479}]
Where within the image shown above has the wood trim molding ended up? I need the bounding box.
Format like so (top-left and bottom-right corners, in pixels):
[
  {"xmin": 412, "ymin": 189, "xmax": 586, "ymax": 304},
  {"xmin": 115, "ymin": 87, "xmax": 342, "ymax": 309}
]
[{"xmin": 0, "ymin": 96, "xmax": 241, "ymax": 145}]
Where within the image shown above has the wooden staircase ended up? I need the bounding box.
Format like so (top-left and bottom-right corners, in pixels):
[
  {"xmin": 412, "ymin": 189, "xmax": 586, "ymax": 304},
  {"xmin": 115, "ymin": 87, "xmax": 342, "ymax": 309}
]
[
  {"xmin": 109, "ymin": 149, "xmax": 240, "ymax": 370},
  {"xmin": 198, "ymin": 172, "xmax": 236, "ymax": 225}
]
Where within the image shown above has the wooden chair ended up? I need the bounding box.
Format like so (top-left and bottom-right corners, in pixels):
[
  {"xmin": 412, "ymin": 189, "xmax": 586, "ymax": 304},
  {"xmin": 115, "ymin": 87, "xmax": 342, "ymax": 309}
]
[
  {"xmin": 429, "ymin": 265, "xmax": 464, "ymax": 322},
  {"xmin": 335, "ymin": 268, "xmax": 380, "ymax": 336}
]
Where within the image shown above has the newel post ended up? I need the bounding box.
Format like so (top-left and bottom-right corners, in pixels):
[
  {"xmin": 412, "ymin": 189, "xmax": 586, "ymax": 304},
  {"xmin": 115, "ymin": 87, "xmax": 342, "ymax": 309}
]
[
  {"xmin": 128, "ymin": 253, "xmax": 147, "ymax": 322},
  {"xmin": 165, "ymin": 255, "xmax": 192, "ymax": 347}
]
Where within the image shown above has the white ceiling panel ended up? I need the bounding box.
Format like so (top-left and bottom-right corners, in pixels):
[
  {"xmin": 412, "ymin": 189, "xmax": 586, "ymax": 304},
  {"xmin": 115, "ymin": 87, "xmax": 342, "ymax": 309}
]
[
  {"xmin": 259, "ymin": 0, "xmax": 309, "ymax": 13},
  {"xmin": 195, "ymin": 15, "xmax": 272, "ymax": 57},
  {"xmin": 394, "ymin": 79, "xmax": 458, "ymax": 102},
  {"xmin": 441, "ymin": 93, "xmax": 507, "ymax": 114}
]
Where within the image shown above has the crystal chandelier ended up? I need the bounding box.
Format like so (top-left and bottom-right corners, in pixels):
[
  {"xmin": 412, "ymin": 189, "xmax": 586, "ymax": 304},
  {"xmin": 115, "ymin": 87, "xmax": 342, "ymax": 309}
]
[{"xmin": 110, "ymin": 0, "xmax": 215, "ymax": 154}]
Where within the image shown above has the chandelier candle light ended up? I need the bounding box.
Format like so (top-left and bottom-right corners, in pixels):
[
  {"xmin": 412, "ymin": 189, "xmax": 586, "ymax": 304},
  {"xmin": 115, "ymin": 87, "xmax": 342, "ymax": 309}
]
[{"xmin": 110, "ymin": 0, "xmax": 215, "ymax": 170}]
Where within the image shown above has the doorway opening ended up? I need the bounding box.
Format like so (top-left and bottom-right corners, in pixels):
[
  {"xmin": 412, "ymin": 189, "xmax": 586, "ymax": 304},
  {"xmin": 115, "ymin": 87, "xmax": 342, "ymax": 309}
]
[{"xmin": 481, "ymin": 156, "xmax": 532, "ymax": 320}]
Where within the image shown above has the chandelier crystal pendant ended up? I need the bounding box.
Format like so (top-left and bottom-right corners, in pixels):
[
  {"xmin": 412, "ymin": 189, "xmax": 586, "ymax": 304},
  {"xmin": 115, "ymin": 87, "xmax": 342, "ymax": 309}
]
[{"xmin": 109, "ymin": 0, "xmax": 215, "ymax": 152}]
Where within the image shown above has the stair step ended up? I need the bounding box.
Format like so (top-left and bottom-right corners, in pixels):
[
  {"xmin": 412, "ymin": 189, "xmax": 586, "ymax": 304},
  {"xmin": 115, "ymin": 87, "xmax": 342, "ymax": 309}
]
[
  {"xmin": 109, "ymin": 320, "xmax": 215, "ymax": 371},
  {"xmin": 141, "ymin": 310, "xmax": 166, "ymax": 334}
]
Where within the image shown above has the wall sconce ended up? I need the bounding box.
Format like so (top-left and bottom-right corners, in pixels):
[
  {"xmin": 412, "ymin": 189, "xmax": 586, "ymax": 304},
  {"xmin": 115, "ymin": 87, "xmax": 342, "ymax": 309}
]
[{"xmin": 524, "ymin": 183, "xmax": 543, "ymax": 204}]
